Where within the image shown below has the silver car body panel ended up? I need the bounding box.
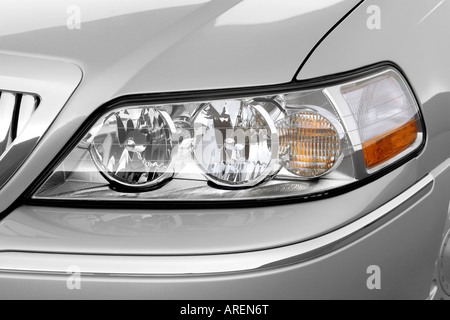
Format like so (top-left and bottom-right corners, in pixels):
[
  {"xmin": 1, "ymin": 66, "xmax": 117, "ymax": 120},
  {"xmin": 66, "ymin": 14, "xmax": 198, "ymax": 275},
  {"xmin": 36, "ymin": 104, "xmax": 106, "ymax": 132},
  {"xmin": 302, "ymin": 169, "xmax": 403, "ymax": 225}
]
[
  {"xmin": 0, "ymin": 0, "xmax": 442, "ymax": 255},
  {"xmin": 0, "ymin": 0, "xmax": 449, "ymax": 299},
  {"xmin": 0, "ymin": 161, "xmax": 421, "ymax": 255},
  {"xmin": 0, "ymin": 54, "xmax": 82, "ymax": 191},
  {"xmin": 1, "ymin": 0, "xmax": 362, "ymax": 92},
  {"xmin": 0, "ymin": 159, "xmax": 449, "ymax": 299},
  {"xmin": 0, "ymin": 170, "xmax": 437, "ymax": 275}
]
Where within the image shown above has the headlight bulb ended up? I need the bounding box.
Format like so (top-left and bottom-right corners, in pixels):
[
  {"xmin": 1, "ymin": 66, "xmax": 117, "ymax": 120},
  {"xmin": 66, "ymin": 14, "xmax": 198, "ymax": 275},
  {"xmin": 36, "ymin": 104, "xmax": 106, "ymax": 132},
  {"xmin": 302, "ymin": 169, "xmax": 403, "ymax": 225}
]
[{"xmin": 277, "ymin": 108, "xmax": 342, "ymax": 178}]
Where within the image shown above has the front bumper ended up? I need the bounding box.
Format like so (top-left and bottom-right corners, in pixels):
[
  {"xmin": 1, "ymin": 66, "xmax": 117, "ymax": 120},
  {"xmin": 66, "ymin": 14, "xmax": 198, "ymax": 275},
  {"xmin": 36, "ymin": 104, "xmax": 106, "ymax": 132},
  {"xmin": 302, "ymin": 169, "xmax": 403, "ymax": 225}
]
[{"xmin": 0, "ymin": 159, "xmax": 449, "ymax": 299}]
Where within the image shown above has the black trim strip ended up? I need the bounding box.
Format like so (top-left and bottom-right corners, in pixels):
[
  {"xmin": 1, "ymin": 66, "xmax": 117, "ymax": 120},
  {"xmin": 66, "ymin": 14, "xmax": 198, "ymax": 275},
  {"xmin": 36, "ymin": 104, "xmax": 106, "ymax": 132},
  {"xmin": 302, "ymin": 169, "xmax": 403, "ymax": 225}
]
[
  {"xmin": 10, "ymin": 94, "xmax": 22, "ymax": 141},
  {"xmin": 294, "ymin": 0, "xmax": 366, "ymax": 80},
  {"xmin": 14, "ymin": 62, "xmax": 426, "ymax": 211}
]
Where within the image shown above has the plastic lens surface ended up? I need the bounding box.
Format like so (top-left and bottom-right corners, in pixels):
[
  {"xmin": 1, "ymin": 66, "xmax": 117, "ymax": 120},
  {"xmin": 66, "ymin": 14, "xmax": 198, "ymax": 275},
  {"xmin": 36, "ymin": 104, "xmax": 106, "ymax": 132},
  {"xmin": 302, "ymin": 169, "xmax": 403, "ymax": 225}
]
[
  {"xmin": 341, "ymin": 70, "xmax": 422, "ymax": 172},
  {"xmin": 90, "ymin": 107, "xmax": 178, "ymax": 190},
  {"xmin": 33, "ymin": 68, "xmax": 424, "ymax": 202},
  {"xmin": 193, "ymin": 101, "xmax": 279, "ymax": 187},
  {"xmin": 278, "ymin": 110, "xmax": 341, "ymax": 178}
]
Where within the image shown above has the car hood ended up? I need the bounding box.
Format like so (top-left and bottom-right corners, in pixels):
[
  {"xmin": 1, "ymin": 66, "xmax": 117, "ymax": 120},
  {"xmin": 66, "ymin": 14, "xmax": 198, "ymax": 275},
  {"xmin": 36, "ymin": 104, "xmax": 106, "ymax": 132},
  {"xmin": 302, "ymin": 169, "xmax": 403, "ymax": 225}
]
[{"xmin": 0, "ymin": 0, "xmax": 362, "ymax": 95}]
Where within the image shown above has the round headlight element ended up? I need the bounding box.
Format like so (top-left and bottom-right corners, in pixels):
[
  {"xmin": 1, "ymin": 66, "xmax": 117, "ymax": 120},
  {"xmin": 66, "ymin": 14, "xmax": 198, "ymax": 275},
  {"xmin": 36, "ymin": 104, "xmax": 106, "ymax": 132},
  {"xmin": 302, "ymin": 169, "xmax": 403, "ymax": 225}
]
[
  {"xmin": 193, "ymin": 100, "xmax": 279, "ymax": 188},
  {"xmin": 90, "ymin": 107, "xmax": 178, "ymax": 190},
  {"xmin": 278, "ymin": 109, "xmax": 342, "ymax": 178}
]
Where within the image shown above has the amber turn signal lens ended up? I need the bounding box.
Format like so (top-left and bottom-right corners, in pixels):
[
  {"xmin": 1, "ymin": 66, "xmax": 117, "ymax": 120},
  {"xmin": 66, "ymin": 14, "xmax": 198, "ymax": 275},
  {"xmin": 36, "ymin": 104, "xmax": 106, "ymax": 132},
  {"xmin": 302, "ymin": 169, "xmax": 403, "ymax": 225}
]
[
  {"xmin": 278, "ymin": 111, "xmax": 341, "ymax": 178},
  {"xmin": 362, "ymin": 118, "xmax": 418, "ymax": 169}
]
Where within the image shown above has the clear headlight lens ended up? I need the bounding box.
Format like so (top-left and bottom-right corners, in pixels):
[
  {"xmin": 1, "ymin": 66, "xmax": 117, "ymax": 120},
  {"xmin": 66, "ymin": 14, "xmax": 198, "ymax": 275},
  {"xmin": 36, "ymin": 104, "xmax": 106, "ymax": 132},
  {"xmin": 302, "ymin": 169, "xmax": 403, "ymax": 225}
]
[
  {"xmin": 193, "ymin": 101, "xmax": 279, "ymax": 187},
  {"xmin": 33, "ymin": 68, "xmax": 424, "ymax": 202},
  {"xmin": 340, "ymin": 73, "xmax": 420, "ymax": 171},
  {"xmin": 89, "ymin": 107, "xmax": 178, "ymax": 190}
]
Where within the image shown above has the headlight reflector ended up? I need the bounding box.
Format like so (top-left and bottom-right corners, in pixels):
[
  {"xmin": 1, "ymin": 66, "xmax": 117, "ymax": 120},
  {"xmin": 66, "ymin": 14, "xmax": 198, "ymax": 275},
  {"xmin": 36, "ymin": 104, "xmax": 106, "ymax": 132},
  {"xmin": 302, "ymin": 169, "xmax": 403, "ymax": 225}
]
[
  {"xmin": 278, "ymin": 109, "xmax": 342, "ymax": 178},
  {"xmin": 193, "ymin": 101, "xmax": 279, "ymax": 187},
  {"xmin": 89, "ymin": 107, "xmax": 178, "ymax": 190}
]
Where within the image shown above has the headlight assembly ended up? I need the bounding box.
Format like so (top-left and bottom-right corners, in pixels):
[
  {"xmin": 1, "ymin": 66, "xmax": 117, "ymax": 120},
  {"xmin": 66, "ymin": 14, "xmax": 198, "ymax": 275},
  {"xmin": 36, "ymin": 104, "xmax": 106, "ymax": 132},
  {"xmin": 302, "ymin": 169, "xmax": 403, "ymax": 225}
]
[{"xmin": 32, "ymin": 66, "xmax": 424, "ymax": 204}]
